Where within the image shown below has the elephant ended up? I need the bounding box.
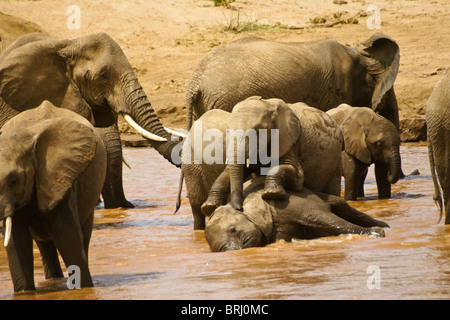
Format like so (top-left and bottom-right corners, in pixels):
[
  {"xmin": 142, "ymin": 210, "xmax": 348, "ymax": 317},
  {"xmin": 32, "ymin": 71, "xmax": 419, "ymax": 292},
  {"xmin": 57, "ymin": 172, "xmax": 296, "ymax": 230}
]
[
  {"xmin": 203, "ymin": 97, "xmax": 343, "ymax": 215},
  {"xmin": 185, "ymin": 33, "xmax": 400, "ymax": 131},
  {"xmin": 205, "ymin": 176, "xmax": 389, "ymax": 252},
  {"xmin": 426, "ymin": 68, "xmax": 450, "ymax": 224},
  {"xmin": 327, "ymin": 104, "xmax": 401, "ymax": 200},
  {"xmin": 0, "ymin": 32, "xmax": 183, "ymax": 209},
  {"xmin": 179, "ymin": 97, "xmax": 343, "ymax": 229},
  {"xmin": 0, "ymin": 101, "xmax": 107, "ymax": 292}
]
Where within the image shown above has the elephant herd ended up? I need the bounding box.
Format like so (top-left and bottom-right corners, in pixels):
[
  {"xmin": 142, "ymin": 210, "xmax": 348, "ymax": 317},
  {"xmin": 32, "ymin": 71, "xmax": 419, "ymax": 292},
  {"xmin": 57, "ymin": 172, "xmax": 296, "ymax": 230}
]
[{"xmin": 0, "ymin": 31, "xmax": 448, "ymax": 292}]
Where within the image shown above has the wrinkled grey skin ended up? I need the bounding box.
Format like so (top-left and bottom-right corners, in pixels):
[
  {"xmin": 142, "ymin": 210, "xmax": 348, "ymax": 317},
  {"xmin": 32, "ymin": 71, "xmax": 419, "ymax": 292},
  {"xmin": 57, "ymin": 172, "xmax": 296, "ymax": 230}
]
[
  {"xmin": 205, "ymin": 177, "xmax": 389, "ymax": 252},
  {"xmin": 180, "ymin": 97, "xmax": 343, "ymax": 230},
  {"xmin": 426, "ymin": 68, "xmax": 450, "ymax": 224},
  {"xmin": 181, "ymin": 109, "xmax": 229, "ymax": 230},
  {"xmin": 327, "ymin": 104, "xmax": 401, "ymax": 200},
  {"xmin": 0, "ymin": 33, "xmax": 179, "ymax": 209},
  {"xmin": 186, "ymin": 34, "xmax": 400, "ymax": 131},
  {"xmin": 204, "ymin": 97, "xmax": 343, "ymax": 215},
  {"xmin": 0, "ymin": 101, "xmax": 107, "ymax": 292}
]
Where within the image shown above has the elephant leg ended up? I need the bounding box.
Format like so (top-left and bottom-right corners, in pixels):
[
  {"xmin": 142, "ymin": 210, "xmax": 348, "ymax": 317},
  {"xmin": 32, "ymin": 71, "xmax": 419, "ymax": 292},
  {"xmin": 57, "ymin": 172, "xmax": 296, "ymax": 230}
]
[
  {"xmin": 50, "ymin": 193, "xmax": 93, "ymax": 288},
  {"xmin": 96, "ymin": 125, "xmax": 134, "ymax": 209},
  {"xmin": 342, "ymin": 152, "xmax": 367, "ymax": 201},
  {"xmin": 36, "ymin": 240, "xmax": 64, "ymax": 279},
  {"xmin": 280, "ymin": 195, "xmax": 385, "ymax": 238},
  {"xmin": 192, "ymin": 203, "xmax": 206, "ymax": 230},
  {"xmin": 375, "ymin": 162, "xmax": 391, "ymax": 199},
  {"xmin": 358, "ymin": 167, "xmax": 368, "ymax": 198},
  {"xmin": 201, "ymin": 168, "xmax": 231, "ymax": 217},
  {"xmin": 5, "ymin": 216, "xmax": 35, "ymax": 291},
  {"xmin": 316, "ymin": 192, "xmax": 389, "ymax": 228},
  {"xmin": 262, "ymin": 164, "xmax": 304, "ymax": 200}
]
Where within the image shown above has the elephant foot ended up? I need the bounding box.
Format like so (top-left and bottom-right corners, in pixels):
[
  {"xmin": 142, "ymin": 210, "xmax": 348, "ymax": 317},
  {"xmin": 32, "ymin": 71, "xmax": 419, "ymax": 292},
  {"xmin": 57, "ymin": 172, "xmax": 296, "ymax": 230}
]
[
  {"xmin": 262, "ymin": 183, "xmax": 287, "ymax": 201},
  {"xmin": 367, "ymin": 227, "xmax": 385, "ymax": 238},
  {"xmin": 201, "ymin": 200, "xmax": 221, "ymax": 217}
]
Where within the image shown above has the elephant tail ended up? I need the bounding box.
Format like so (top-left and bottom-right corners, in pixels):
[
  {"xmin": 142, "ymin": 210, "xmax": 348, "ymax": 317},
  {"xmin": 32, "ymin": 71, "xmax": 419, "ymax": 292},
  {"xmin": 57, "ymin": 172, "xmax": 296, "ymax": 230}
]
[
  {"xmin": 428, "ymin": 140, "xmax": 443, "ymax": 223},
  {"xmin": 174, "ymin": 171, "xmax": 184, "ymax": 214}
]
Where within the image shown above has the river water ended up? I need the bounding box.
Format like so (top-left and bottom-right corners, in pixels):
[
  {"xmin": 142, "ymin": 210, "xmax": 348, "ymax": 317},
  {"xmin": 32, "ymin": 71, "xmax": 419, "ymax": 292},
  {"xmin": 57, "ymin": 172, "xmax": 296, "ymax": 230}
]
[{"xmin": 0, "ymin": 142, "xmax": 449, "ymax": 300}]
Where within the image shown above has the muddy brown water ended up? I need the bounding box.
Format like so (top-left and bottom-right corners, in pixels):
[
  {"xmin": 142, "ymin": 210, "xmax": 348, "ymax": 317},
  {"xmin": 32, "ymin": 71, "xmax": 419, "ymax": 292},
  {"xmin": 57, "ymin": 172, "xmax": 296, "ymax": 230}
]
[{"xmin": 0, "ymin": 142, "xmax": 449, "ymax": 300}]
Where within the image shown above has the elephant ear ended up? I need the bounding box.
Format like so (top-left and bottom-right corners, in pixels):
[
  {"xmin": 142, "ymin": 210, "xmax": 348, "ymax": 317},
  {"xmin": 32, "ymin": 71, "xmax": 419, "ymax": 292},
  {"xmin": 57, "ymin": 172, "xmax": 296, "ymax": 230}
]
[
  {"xmin": 263, "ymin": 98, "xmax": 302, "ymax": 157},
  {"xmin": 0, "ymin": 37, "xmax": 70, "ymax": 111},
  {"xmin": 358, "ymin": 33, "xmax": 400, "ymax": 112},
  {"xmin": 26, "ymin": 103, "xmax": 99, "ymax": 213},
  {"xmin": 242, "ymin": 177, "xmax": 274, "ymax": 241},
  {"xmin": 340, "ymin": 110, "xmax": 371, "ymax": 164}
]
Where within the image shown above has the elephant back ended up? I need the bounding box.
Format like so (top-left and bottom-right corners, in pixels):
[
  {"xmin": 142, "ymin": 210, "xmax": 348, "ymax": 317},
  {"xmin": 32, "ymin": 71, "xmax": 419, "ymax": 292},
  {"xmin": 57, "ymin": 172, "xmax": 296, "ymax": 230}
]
[{"xmin": 289, "ymin": 102, "xmax": 343, "ymax": 195}]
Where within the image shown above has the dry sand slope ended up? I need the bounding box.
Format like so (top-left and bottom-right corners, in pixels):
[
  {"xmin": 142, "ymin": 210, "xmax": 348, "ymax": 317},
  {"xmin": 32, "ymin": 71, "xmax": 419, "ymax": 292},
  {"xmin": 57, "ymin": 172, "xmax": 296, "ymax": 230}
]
[{"xmin": 0, "ymin": 0, "xmax": 449, "ymax": 141}]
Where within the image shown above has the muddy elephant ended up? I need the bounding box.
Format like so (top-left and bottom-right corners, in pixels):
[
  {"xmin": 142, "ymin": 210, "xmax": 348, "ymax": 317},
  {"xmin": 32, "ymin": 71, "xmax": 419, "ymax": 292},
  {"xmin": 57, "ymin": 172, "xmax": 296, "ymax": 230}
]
[
  {"xmin": 185, "ymin": 33, "xmax": 400, "ymax": 130},
  {"xmin": 327, "ymin": 104, "xmax": 401, "ymax": 200},
  {"xmin": 205, "ymin": 97, "xmax": 343, "ymax": 215},
  {"xmin": 0, "ymin": 32, "xmax": 182, "ymax": 209},
  {"xmin": 426, "ymin": 68, "xmax": 450, "ymax": 224},
  {"xmin": 205, "ymin": 177, "xmax": 389, "ymax": 252},
  {"xmin": 180, "ymin": 97, "xmax": 343, "ymax": 229},
  {"xmin": 0, "ymin": 101, "xmax": 107, "ymax": 292}
]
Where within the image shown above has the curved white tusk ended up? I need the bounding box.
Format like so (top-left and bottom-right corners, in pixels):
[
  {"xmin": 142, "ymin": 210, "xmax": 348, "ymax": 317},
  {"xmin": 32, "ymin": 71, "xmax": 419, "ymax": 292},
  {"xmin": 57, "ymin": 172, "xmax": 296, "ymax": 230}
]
[
  {"xmin": 4, "ymin": 216, "xmax": 12, "ymax": 247},
  {"xmin": 163, "ymin": 127, "xmax": 187, "ymax": 139},
  {"xmin": 122, "ymin": 114, "xmax": 167, "ymax": 142}
]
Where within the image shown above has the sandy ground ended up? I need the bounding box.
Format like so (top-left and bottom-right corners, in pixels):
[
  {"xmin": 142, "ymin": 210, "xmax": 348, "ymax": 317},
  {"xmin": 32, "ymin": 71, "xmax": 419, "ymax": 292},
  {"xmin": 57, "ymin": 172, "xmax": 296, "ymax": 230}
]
[{"xmin": 0, "ymin": 0, "xmax": 449, "ymax": 140}]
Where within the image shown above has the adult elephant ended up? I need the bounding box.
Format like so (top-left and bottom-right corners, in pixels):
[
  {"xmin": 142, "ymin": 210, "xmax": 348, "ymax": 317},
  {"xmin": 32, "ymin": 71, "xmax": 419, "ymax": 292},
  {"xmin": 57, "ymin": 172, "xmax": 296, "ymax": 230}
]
[
  {"xmin": 0, "ymin": 101, "xmax": 106, "ymax": 292},
  {"xmin": 180, "ymin": 97, "xmax": 343, "ymax": 229},
  {"xmin": 0, "ymin": 32, "xmax": 182, "ymax": 208},
  {"xmin": 327, "ymin": 104, "xmax": 401, "ymax": 200},
  {"xmin": 205, "ymin": 177, "xmax": 389, "ymax": 252},
  {"xmin": 426, "ymin": 68, "xmax": 450, "ymax": 224},
  {"xmin": 185, "ymin": 33, "xmax": 400, "ymax": 130}
]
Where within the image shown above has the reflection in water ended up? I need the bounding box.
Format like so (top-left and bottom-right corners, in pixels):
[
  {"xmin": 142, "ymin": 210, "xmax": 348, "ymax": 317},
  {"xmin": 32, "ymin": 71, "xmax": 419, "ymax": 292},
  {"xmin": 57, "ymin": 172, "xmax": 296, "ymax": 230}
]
[{"xmin": 0, "ymin": 142, "xmax": 449, "ymax": 299}]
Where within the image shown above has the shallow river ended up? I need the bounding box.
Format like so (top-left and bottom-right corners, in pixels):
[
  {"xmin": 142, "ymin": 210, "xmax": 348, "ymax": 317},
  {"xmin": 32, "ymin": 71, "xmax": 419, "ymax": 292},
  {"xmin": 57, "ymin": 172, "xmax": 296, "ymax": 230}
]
[{"xmin": 0, "ymin": 142, "xmax": 449, "ymax": 300}]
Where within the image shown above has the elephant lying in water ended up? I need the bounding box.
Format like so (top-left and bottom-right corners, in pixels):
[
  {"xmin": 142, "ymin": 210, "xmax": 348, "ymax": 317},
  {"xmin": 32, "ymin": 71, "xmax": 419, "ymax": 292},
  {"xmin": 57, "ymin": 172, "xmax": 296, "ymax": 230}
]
[
  {"xmin": 180, "ymin": 97, "xmax": 343, "ymax": 230},
  {"xmin": 205, "ymin": 177, "xmax": 388, "ymax": 252}
]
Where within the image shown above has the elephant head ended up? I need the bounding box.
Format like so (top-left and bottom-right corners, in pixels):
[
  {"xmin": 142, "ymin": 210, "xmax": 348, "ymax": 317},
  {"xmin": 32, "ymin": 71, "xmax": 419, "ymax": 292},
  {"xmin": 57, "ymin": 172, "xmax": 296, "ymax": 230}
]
[
  {"xmin": 0, "ymin": 101, "xmax": 105, "ymax": 248},
  {"xmin": 0, "ymin": 32, "xmax": 180, "ymax": 163},
  {"xmin": 336, "ymin": 104, "xmax": 401, "ymax": 184},
  {"xmin": 226, "ymin": 97, "xmax": 302, "ymax": 210},
  {"xmin": 205, "ymin": 180, "xmax": 273, "ymax": 252}
]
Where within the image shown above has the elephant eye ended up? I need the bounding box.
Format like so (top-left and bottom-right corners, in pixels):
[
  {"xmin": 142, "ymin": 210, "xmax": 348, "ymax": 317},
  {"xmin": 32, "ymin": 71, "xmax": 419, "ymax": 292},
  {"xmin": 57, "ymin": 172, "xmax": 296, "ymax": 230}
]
[
  {"xmin": 376, "ymin": 141, "xmax": 383, "ymax": 149},
  {"xmin": 100, "ymin": 71, "xmax": 110, "ymax": 80},
  {"xmin": 8, "ymin": 174, "xmax": 18, "ymax": 188}
]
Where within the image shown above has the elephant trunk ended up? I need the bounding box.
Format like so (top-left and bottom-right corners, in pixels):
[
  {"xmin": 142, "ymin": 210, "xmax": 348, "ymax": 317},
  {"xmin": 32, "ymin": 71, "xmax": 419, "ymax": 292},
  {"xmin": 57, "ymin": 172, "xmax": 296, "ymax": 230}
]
[
  {"xmin": 122, "ymin": 75, "xmax": 180, "ymax": 166},
  {"xmin": 228, "ymin": 133, "xmax": 247, "ymax": 210},
  {"xmin": 387, "ymin": 148, "xmax": 401, "ymax": 184},
  {"xmin": 229, "ymin": 164, "xmax": 244, "ymax": 210}
]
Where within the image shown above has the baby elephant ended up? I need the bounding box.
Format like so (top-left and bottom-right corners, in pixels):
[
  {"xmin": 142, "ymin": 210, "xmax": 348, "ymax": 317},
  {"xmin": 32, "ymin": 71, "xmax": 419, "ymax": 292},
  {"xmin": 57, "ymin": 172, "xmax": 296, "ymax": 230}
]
[
  {"xmin": 205, "ymin": 177, "xmax": 388, "ymax": 252},
  {"xmin": 327, "ymin": 104, "xmax": 401, "ymax": 200},
  {"xmin": 0, "ymin": 101, "xmax": 107, "ymax": 292}
]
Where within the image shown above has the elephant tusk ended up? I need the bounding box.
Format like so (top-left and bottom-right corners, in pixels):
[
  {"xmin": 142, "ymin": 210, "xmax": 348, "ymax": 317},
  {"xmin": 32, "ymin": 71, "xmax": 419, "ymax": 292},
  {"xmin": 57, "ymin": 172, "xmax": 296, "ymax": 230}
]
[
  {"xmin": 4, "ymin": 216, "xmax": 12, "ymax": 247},
  {"xmin": 163, "ymin": 127, "xmax": 187, "ymax": 139},
  {"xmin": 122, "ymin": 114, "xmax": 167, "ymax": 142}
]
